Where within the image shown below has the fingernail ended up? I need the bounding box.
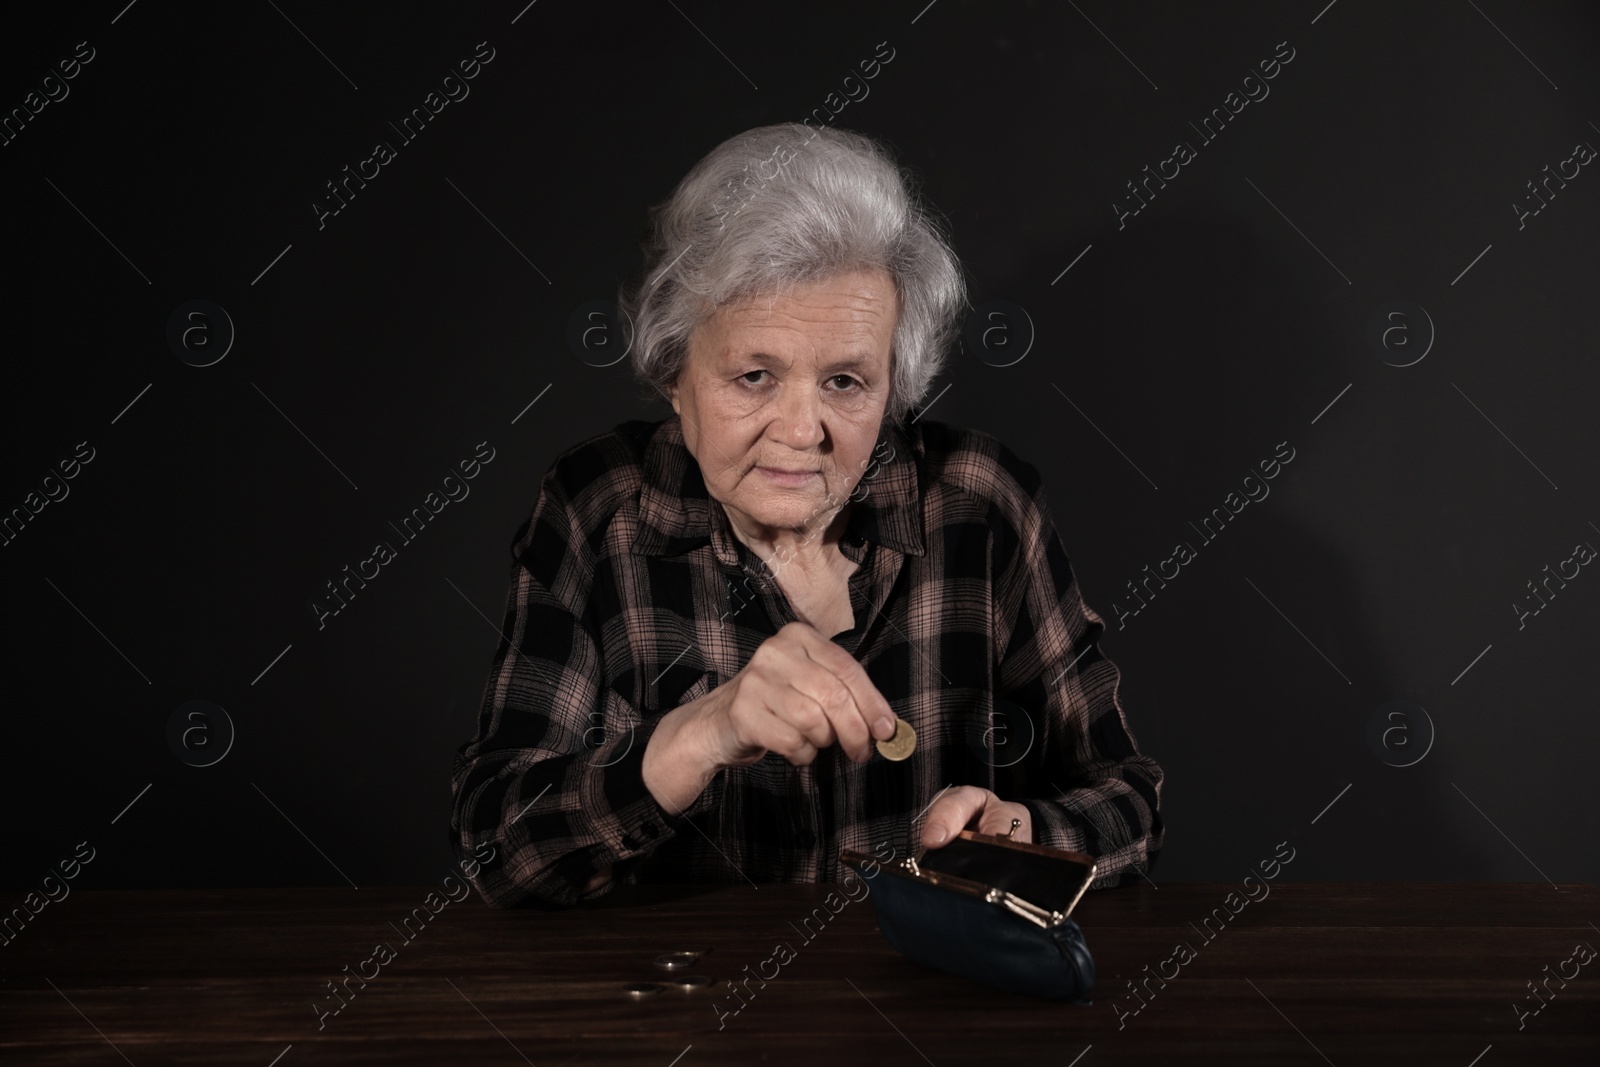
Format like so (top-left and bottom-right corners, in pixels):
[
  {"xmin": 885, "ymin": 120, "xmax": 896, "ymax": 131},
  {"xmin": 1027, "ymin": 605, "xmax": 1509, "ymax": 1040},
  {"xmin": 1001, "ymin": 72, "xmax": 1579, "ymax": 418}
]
[
  {"xmin": 876, "ymin": 716, "xmax": 894, "ymax": 738},
  {"xmin": 927, "ymin": 826, "xmax": 947, "ymax": 845}
]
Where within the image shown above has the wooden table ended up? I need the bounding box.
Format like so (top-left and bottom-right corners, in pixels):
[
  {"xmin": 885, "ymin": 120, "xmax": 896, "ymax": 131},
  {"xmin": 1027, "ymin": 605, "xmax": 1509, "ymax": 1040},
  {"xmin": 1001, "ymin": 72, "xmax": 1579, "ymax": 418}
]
[{"xmin": 4, "ymin": 882, "xmax": 1596, "ymax": 1064}]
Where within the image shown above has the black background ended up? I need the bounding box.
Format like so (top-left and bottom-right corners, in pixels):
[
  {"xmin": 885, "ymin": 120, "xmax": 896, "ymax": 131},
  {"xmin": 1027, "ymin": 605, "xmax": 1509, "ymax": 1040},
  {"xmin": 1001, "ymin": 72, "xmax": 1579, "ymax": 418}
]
[{"xmin": 2, "ymin": 0, "xmax": 1595, "ymax": 896}]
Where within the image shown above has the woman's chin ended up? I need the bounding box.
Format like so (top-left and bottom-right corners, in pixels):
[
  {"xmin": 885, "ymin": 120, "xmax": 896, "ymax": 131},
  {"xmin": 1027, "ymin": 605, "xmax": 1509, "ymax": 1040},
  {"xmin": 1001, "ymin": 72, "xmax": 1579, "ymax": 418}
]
[{"xmin": 728, "ymin": 492, "xmax": 840, "ymax": 534}]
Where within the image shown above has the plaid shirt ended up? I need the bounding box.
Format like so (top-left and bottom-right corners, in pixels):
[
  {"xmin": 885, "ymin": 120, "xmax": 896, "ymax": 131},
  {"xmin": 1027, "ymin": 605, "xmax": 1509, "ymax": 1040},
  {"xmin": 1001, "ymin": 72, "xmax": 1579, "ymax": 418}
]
[{"xmin": 450, "ymin": 413, "xmax": 1164, "ymax": 908}]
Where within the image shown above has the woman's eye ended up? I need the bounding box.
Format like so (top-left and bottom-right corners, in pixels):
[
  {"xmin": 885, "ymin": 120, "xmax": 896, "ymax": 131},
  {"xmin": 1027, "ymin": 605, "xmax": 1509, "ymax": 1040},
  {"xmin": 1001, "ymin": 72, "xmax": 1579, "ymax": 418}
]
[{"xmin": 735, "ymin": 370, "xmax": 859, "ymax": 390}]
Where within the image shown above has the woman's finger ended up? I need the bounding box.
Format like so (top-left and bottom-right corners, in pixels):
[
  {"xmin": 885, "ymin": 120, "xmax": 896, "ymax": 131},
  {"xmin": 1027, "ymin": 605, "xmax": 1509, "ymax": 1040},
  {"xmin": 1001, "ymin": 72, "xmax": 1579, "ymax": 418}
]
[
  {"xmin": 791, "ymin": 623, "xmax": 895, "ymax": 740},
  {"xmin": 919, "ymin": 785, "xmax": 990, "ymax": 847},
  {"xmin": 786, "ymin": 667, "xmax": 874, "ymax": 763}
]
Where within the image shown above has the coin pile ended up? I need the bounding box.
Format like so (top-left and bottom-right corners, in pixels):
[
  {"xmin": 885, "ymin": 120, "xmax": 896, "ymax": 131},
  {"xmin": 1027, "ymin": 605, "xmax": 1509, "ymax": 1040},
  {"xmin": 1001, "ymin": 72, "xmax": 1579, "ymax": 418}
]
[{"xmin": 623, "ymin": 949, "xmax": 711, "ymax": 998}]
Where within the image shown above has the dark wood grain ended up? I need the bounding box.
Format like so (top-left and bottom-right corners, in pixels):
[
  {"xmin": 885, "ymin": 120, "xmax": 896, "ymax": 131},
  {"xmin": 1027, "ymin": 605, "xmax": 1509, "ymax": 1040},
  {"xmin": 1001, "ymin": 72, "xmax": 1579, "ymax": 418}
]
[{"xmin": 3, "ymin": 882, "xmax": 1596, "ymax": 1064}]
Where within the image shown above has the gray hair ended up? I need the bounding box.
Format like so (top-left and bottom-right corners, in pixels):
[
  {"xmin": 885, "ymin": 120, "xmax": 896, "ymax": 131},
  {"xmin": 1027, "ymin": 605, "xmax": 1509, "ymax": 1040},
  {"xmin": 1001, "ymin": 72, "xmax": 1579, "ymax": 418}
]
[{"xmin": 619, "ymin": 123, "xmax": 966, "ymax": 426}]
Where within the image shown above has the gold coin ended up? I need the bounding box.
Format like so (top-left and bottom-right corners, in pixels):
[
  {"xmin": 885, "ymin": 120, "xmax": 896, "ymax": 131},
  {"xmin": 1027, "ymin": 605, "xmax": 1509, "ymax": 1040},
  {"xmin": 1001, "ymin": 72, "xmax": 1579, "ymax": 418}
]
[{"xmin": 876, "ymin": 717, "xmax": 916, "ymax": 761}]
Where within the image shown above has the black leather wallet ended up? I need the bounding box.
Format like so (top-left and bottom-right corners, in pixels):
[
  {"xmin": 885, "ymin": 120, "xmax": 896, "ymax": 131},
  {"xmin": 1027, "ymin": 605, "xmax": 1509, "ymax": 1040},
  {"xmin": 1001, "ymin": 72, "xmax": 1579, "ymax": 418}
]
[{"xmin": 840, "ymin": 828, "xmax": 1097, "ymax": 1001}]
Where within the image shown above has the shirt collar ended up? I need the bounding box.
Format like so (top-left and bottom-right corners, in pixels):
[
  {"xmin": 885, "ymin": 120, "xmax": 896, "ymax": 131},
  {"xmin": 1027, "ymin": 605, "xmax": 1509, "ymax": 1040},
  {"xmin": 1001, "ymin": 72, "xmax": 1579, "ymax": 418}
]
[{"xmin": 633, "ymin": 413, "xmax": 926, "ymax": 565}]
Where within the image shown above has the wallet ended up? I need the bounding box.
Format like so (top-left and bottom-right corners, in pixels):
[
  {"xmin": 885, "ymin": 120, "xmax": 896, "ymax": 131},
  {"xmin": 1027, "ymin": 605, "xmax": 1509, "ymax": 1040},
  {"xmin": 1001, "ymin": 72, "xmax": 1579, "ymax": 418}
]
[{"xmin": 840, "ymin": 827, "xmax": 1098, "ymax": 1001}]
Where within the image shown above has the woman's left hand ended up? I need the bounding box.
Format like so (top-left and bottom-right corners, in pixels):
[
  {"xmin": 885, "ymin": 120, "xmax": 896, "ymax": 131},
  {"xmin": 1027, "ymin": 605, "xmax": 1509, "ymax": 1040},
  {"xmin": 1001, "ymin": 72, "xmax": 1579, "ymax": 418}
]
[{"xmin": 919, "ymin": 786, "xmax": 1032, "ymax": 848}]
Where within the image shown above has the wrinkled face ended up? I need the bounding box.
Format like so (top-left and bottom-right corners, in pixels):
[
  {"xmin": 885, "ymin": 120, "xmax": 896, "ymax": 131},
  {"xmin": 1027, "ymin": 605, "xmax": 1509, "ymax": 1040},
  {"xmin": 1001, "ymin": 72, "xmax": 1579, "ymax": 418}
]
[{"xmin": 667, "ymin": 269, "xmax": 897, "ymax": 541}]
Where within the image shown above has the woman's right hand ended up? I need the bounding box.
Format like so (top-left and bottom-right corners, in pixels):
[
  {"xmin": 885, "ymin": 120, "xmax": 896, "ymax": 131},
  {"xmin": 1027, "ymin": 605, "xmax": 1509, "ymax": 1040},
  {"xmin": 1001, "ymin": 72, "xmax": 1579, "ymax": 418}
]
[{"xmin": 641, "ymin": 621, "xmax": 897, "ymax": 812}]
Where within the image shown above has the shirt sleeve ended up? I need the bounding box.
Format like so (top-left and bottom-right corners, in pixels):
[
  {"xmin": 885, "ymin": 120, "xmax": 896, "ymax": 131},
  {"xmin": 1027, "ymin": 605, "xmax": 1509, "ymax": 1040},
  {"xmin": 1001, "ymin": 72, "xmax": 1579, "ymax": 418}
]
[
  {"xmin": 988, "ymin": 467, "xmax": 1165, "ymax": 890},
  {"xmin": 449, "ymin": 465, "xmax": 720, "ymax": 908}
]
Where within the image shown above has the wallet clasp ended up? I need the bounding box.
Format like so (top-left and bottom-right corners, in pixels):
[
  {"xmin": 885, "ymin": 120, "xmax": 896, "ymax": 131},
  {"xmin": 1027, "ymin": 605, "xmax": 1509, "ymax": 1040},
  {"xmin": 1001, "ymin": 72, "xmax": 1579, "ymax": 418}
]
[{"xmin": 844, "ymin": 828, "xmax": 1095, "ymax": 931}]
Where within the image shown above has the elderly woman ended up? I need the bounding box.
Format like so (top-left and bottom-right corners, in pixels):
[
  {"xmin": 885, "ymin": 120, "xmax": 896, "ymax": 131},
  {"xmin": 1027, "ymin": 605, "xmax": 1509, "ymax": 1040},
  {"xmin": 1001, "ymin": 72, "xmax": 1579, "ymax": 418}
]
[{"xmin": 450, "ymin": 123, "xmax": 1163, "ymax": 908}]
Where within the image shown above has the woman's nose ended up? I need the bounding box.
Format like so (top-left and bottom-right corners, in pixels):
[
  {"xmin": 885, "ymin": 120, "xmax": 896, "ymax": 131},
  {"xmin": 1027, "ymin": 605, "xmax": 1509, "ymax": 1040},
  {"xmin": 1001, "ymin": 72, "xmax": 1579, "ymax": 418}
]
[{"xmin": 774, "ymin": 383, "xmax": 826, "ymax": 449}]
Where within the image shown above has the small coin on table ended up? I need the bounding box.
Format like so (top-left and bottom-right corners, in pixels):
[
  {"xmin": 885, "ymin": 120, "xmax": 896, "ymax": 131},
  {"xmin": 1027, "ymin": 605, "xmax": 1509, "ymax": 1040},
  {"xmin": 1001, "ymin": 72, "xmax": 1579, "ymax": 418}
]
[
  {"xmin": 623, "ymin": 982, "xmax": 665, "ymax": 999},
  {"xmin": 653, "ymin": 951, "xmax": 704, "ymax": 970},
  {"xmin": 876, "ymin": 717, "xmax": 916, "ymax": 761}
]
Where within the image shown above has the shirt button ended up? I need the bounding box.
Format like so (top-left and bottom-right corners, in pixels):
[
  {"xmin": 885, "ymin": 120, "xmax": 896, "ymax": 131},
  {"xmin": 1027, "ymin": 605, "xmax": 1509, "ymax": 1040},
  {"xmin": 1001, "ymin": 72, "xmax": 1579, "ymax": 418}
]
[
  {"xmin": 642, "ymin": 822, "xmax": 659, "ymax": 838},
  {"xmin": 620, "ymin": 834, "xmax": 640, "ymax": 850}
]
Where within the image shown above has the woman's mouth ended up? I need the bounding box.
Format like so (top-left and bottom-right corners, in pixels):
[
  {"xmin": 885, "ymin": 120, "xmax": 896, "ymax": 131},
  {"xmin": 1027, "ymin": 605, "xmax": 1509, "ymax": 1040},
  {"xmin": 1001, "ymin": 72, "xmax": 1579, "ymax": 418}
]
[{"xmin": 756, "ymin": 466, "xmax": 819, "ymax": 487}]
